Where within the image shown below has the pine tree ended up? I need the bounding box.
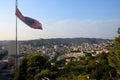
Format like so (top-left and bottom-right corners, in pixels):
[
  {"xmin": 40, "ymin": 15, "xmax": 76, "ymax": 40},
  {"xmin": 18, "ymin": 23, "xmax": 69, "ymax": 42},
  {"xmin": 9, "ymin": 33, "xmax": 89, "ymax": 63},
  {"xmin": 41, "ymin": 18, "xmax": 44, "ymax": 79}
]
[{"xmin": 108, "ymin": 28, "xmax": 120, "ymax": 76}]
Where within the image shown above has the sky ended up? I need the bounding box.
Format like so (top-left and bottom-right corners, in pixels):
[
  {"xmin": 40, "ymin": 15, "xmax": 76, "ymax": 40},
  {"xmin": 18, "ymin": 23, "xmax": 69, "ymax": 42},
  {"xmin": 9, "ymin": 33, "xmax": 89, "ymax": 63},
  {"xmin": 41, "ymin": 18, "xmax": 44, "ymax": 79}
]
[{"xmin": 0, "ymin": 0, "xmax": 120, "ymax": 40}]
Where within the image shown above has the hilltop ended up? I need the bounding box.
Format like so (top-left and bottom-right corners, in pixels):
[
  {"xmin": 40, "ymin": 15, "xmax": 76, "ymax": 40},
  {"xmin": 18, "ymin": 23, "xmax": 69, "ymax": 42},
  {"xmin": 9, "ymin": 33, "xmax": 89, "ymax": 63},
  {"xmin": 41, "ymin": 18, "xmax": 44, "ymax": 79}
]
[{"xmin": 22, "ymin": 37, "xmax": 112, "ymax": 46}]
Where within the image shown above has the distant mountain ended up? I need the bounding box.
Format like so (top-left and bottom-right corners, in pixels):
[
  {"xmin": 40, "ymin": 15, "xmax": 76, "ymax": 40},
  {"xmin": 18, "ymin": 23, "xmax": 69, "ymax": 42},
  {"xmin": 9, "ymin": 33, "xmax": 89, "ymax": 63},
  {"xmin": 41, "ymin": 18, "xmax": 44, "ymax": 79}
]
[
  {"xmin": 0, "ymin": 41, "xmax": 13, "ymax": 45},
  {"xmin": 0, "ymin": 40, "xmax": 21, "ymax": 45},
  {"xmin": 22, "ymin": 38, "xmax": 113, "ymax": 46}
]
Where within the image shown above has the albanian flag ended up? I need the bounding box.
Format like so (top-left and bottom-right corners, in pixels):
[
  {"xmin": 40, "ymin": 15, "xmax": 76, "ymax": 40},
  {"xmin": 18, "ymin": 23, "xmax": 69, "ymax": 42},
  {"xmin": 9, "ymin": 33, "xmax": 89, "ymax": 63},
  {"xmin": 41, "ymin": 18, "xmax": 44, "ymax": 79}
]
[{"xmin": 16, "ymin": 8, "xmax": 42, "ymax": 29}]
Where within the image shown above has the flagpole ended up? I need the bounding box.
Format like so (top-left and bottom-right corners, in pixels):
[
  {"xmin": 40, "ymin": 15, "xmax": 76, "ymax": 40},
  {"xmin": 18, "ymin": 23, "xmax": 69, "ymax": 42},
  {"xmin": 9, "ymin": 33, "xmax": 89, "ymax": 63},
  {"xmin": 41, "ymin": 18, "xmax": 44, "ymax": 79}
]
[{"xmin": 15, "ymin": 0, "xmax": 18, "ymax": 71}]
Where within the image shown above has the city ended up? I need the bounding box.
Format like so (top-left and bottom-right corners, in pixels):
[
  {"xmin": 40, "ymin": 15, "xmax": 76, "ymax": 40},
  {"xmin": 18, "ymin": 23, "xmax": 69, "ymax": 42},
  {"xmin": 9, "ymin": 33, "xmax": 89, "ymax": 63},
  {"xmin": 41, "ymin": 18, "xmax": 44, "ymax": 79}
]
[{"xmin": 0, "ymin": 38, "xmax": 113, "ymax": 79}]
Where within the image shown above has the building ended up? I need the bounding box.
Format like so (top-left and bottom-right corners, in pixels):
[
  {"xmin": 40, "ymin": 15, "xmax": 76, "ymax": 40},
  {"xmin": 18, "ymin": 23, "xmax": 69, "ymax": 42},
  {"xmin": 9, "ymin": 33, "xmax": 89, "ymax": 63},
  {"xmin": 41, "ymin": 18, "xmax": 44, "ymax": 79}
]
[{"xmin": 7, "ymin": 42, "xmax": 19, "ymax": 56}]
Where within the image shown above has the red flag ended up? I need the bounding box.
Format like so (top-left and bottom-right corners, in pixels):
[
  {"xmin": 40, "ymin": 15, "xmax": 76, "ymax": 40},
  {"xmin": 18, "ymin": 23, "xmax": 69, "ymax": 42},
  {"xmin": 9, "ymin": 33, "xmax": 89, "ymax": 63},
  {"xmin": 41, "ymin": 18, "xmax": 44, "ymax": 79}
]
[{"xmin": 16, "ymin": 8, "xmax": 42, "ymax": 29}]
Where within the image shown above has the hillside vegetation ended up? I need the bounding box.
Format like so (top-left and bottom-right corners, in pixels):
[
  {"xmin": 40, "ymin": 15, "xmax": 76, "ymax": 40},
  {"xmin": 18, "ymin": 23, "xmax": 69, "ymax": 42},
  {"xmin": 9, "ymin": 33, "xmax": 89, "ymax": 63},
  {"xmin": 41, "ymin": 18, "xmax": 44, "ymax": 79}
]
[{"xmin": 14, "ymin": 35, "xmax": 120, "ymax": 80}]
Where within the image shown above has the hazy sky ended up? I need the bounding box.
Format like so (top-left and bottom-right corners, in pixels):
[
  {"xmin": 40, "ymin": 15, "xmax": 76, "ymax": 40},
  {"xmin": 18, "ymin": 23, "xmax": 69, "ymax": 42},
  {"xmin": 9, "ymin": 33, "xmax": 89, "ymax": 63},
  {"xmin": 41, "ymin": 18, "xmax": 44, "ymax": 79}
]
[{"xmin": 0, "ymin": 0, "xmax": 120, "ymax": 40}]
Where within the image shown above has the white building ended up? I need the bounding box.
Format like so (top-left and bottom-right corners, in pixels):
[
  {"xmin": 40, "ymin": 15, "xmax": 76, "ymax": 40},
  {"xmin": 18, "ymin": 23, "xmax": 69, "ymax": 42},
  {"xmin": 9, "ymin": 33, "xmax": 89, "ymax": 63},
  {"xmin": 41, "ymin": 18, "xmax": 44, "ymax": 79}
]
[{"xmin": 7, "ymin": 42, "xmax": 19, "ymax": 56}]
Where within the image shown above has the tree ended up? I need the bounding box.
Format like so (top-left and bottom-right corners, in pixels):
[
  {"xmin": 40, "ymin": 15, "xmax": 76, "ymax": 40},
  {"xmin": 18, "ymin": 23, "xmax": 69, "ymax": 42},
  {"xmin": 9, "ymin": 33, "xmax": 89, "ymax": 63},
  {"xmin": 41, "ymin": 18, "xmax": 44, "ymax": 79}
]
[
  {"xmin": 34, "ymin": 69, "xmax": 51, "ymax": 80},
  {"xmin": 118, "ymin": 27, "xmax": 120, "ymax": 34},
  {"xmin": 88, "ymin": 52, "xmax": 117, "ymax": 80},
  {"xmin": 27, "ymin": 54, "xmax": 48, "ymax": 80},
  {"xmin": 14, "ymin": 57, "xmax": 28, "ymax": 80},
  {"xmin": 108, "ymin": 28, "xmax": 120, "ymax": 71},
  {"xmin": 14, "ymin": 54, "xmax": 57, "ymax": 80}
]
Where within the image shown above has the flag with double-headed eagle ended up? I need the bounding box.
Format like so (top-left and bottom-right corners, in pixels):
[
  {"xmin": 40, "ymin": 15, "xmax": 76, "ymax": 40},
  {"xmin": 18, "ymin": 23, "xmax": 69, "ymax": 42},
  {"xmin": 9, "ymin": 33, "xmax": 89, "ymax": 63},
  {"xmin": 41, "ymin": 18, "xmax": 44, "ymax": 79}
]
[{"xmin": 16, "ymin": 8, "xmax": 42, "ymax": 29}]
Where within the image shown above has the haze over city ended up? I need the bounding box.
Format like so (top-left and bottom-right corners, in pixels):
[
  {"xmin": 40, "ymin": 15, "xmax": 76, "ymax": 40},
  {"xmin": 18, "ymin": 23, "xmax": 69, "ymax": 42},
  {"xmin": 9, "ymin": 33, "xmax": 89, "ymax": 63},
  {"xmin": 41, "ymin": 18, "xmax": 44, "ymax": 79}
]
[{"xmin": 0, "ymin": 0, "xmax": 120, "ymax": 40}]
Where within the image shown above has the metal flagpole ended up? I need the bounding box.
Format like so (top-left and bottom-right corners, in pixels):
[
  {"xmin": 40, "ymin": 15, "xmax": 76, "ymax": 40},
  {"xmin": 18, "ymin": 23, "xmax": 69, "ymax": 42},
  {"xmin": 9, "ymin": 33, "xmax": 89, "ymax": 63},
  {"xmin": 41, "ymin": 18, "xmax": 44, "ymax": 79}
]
[{"xmin": 15, "ymin": 0, "xmax": 18, "ymax": 71}]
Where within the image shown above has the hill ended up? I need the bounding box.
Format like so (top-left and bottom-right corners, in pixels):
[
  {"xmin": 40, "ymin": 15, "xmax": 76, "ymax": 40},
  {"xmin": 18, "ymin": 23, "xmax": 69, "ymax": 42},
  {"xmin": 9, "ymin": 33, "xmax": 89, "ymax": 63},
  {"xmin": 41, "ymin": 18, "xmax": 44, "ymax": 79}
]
[{"xmin": 22, "ymin": 38, "xmax": 112, "ymax": 46}]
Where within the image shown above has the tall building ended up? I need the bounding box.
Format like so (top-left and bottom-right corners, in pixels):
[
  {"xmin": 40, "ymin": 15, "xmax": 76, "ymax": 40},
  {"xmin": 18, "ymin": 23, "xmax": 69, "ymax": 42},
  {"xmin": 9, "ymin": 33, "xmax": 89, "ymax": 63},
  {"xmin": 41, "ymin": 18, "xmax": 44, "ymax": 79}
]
[
  {"xmin": 7, "ymin": 41, "xmax": 20, "ymax": 70},
  {"xmin": 7, "ymin": 41, "xmax": 19, "ymax": 56}
]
